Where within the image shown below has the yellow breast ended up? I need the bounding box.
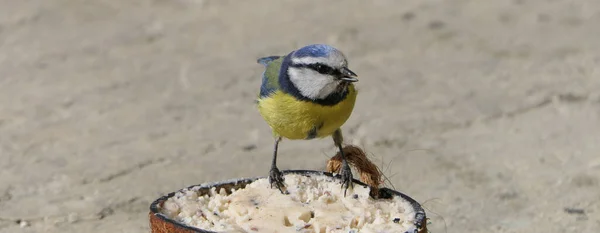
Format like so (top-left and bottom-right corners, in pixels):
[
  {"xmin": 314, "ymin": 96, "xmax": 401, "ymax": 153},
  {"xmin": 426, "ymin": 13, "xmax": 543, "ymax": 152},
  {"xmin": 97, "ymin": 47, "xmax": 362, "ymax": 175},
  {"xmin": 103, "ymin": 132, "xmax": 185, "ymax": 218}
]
[{"xmin": 257, "ymin": 86, "xmax": 357, "ymax": 140}]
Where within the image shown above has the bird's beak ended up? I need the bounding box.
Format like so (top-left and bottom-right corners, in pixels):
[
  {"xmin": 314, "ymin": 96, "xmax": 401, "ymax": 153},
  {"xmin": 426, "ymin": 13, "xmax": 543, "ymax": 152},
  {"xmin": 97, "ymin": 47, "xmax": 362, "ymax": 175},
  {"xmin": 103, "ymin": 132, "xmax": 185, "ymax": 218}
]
[{"xmin": 340, "ymin": 67, "xmax": 358, "ymax": 82}]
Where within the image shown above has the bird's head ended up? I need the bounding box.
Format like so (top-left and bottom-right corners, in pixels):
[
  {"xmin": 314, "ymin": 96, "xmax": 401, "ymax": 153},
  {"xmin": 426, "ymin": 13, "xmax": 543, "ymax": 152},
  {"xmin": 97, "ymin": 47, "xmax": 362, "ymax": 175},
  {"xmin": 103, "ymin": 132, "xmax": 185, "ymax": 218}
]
[{"xmin": 286, "ymin": 44, "xmax": 358, "ymax": 100}]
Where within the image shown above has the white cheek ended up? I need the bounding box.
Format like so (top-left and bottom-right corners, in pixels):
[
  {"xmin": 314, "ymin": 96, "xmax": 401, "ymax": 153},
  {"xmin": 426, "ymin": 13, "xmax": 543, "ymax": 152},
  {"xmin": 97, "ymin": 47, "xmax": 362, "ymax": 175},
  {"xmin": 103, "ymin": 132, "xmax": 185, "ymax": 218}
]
[
  {"xmin": 317, "ymin": 80, "xmax": 340, "ymax": 99},
  {"xmin": 288, "ymin": 68, "xmax": 337, "ymax": 100}
]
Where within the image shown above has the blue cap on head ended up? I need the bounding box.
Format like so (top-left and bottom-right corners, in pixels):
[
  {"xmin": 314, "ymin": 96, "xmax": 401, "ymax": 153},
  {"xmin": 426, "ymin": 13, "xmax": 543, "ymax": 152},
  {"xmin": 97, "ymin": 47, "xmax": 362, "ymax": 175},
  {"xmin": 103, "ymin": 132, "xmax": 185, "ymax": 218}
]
[{"xmin": 293, "ymin": 44, "xmax": 337, "ymax": 58}]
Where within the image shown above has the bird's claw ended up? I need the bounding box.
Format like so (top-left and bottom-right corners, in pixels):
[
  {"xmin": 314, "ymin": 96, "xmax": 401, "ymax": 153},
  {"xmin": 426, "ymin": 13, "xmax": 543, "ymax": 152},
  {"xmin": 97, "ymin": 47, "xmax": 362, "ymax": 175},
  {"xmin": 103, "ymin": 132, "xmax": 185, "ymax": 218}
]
[
  {"xmin": 269, "ymin": 167, "xmax": 287, "ymax": 194},
  {"xmin": 340, "ymin": 161, "xmax": 354, "ymax": 197}
]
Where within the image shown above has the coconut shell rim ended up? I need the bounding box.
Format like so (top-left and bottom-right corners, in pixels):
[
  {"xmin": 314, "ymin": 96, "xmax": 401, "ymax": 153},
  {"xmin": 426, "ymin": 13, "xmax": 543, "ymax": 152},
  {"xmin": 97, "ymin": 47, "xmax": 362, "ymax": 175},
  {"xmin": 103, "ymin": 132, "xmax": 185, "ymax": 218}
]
[{"xmin": 149, "ymin": 170, "xmax": 427, "ymax": 233}]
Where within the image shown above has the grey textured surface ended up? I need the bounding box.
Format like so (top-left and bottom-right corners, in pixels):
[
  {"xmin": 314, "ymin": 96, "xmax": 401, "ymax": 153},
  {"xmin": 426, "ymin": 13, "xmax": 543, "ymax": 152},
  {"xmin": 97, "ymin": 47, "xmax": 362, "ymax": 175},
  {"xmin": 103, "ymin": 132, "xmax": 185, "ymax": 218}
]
[{"xmin": 1, "ymin": 0, "xmax": 599, "ymax": 232}]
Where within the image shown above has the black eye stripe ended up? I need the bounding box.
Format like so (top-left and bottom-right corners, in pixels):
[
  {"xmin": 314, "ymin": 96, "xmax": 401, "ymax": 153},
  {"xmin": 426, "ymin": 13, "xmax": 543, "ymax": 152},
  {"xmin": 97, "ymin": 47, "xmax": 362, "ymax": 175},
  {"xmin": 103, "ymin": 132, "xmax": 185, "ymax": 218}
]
[
  {"xmin": 312, "ymin": 64, "xmax": 333, "ymax": 74},
  {"xmin": 292, "ymin": 63, "xmax": 340, "ymax": 76}
]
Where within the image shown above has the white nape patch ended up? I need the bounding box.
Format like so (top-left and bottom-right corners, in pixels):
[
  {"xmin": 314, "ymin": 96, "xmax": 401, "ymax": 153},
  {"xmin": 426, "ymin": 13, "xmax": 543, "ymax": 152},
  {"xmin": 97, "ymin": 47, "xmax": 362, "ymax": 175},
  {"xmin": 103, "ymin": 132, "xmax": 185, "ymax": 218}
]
[{"xmin": 288, "ymin": 67, "xmax": 340, "ymax": 100}]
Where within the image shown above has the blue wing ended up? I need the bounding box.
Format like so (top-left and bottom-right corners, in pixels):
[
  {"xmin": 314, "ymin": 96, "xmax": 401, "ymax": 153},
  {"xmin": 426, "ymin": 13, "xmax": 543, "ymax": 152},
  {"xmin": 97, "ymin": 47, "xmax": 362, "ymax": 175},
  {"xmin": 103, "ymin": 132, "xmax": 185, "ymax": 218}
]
[{"xmin": 260, "ymin": 74, "xmax": 275, "ymax": 98}]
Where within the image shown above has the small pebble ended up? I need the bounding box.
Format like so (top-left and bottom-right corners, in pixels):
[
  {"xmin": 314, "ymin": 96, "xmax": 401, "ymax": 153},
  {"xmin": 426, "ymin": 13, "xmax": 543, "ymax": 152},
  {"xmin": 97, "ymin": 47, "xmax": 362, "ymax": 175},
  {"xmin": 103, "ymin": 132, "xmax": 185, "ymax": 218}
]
[
  {"xmin": 242, "ymin": 144, "xmax": 257, "ymax": 151},
  {"xmin": 18, "ymin": 220, "xmax": 29, "ymax": 228},
  {"xmin": 564, "ymin": 207, "xmax": 585, "ymax": 215}
]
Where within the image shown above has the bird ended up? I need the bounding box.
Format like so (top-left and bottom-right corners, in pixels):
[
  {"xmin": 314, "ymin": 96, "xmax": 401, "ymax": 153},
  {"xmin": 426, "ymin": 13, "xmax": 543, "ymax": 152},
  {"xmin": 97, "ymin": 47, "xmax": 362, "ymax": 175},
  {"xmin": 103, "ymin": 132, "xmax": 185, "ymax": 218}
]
[{"xmin": 255, "ymin": 44, "xmax": 359, "ymax": 195}]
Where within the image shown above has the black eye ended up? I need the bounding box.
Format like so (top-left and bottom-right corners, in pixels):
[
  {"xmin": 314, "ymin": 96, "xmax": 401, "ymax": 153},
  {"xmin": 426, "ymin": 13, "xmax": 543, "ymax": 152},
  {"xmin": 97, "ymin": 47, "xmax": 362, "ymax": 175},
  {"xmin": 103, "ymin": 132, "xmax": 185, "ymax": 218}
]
[{"xmin": 313, "ymin": 64, "xmax": 333, "ymax": 75}]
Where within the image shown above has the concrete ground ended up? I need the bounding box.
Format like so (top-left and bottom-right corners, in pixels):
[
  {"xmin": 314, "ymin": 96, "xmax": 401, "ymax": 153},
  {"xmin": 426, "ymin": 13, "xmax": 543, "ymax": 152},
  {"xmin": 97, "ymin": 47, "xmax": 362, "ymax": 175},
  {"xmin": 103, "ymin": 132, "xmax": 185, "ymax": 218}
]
[{"xmin": 1, "ymin": 0, "xmax": 599, "ymax": 232}]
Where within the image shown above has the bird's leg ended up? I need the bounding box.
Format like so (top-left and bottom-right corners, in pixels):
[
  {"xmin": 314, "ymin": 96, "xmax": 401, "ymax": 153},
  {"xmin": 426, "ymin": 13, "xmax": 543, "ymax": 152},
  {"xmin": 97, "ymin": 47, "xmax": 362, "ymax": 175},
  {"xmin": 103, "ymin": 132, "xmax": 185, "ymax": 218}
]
[
  {"xmin": 333, "ymin": 129, "xmax": 353, "ymax": 196},
  {"xmin": 269, "ymin": 137, "xmax": 286, "ymax": 194}
]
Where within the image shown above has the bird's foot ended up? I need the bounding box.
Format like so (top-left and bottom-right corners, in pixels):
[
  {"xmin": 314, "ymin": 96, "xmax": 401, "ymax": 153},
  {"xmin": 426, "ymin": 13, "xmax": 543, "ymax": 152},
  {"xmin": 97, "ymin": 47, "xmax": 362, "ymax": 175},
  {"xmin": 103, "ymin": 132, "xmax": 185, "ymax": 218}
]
[
  {"xmin": 269, "ymin": 167, "xmax": 287, "ymax": 194},
  {"xmin": 340, "ymin": 161, "xmax": 354, "ymax": 197}
]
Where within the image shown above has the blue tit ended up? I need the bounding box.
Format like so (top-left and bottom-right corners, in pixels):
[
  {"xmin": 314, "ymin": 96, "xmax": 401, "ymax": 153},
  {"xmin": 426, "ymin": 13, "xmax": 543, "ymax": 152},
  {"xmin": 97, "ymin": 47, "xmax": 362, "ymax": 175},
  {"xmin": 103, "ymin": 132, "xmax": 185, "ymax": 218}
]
[{"xmin": 255, "ymin": 44, "xmax": 359, "ymax": 195}]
